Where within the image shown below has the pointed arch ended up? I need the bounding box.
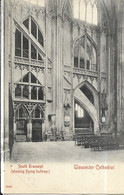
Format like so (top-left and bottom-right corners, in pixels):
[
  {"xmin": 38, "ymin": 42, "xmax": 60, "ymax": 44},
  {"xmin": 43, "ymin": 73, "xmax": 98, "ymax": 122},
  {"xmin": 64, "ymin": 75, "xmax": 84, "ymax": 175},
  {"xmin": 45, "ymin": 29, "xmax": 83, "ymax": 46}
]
[
  {"xmin": 31, "ymin": 104, "xmax": 44, "ymax": 119},
  {"xmin": 74, "ymin": 33, "xmax": 97, "ymax": 71},
  {"xmin": 74, "ymin": 80, "xmax": 98, "ymax": 107},
  {"xmin": 23, "ymin": 17, "xmax": 29, "ymax": 30},
  {"xmin": 15, "ymin": 72, "xmax": 42, "ymax": 85},
  {"xmin": 80, "ymin": 85, "xmax": 94, "ymax": 105},
  {"xmin": 74, "ymin": 97, "xmax": 96, "ymax": 128},
  {"xmin": 15, "ymin": 103, "xmax": 29, "ymax": 117},
  {"xmin": 31, "ymin": 104, "xmax": 44, "ymax": 113},
  {"xmin": 74, "ymin": 87, "xmax": 99, "ymax": 132},
  {"xmin": 14, "ymin": 72, "xmax": 44, "ymax": 101},
  {"xmin": 74, "ymin": 99, "xmax": 94, "ymax": 129},
  {"xmin": 62, "ymin": 0, "xmax": 73, "ymax": 17},
  {"xmin": 74, "ymin": 33, "xmax": 98, "ymax": 52},
  {"xmin": 23, "ymin": 16, "xmax": 44, "ymax": 47}
]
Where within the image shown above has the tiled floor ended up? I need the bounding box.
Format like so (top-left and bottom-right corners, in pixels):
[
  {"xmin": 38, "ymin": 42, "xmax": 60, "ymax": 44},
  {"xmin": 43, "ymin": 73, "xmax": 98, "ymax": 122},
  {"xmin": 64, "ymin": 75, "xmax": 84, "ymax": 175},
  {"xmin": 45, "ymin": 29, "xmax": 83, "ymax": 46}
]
[{"xmin": 11, "ymin": 141, "xmax": 124, "ymax": 163}]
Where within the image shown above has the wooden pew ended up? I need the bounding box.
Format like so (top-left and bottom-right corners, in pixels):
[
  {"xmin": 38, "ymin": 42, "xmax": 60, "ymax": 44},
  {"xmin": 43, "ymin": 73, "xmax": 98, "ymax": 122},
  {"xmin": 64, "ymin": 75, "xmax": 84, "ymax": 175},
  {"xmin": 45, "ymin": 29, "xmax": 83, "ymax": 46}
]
[{"xmin": 75, "ymin": 128, "xmax": 94, "ymax": 146}]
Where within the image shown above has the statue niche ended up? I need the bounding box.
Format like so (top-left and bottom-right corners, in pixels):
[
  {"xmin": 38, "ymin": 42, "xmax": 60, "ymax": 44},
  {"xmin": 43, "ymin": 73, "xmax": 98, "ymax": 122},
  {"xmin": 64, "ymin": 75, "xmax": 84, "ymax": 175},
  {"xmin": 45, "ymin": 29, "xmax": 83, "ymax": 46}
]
[
  {"xmin": 101, "ymin": 89, "xmax": 108, "ymax": 123},
  {"xmin": 64, "ymin": 92, "xmax": 71, "ymax": 127}
]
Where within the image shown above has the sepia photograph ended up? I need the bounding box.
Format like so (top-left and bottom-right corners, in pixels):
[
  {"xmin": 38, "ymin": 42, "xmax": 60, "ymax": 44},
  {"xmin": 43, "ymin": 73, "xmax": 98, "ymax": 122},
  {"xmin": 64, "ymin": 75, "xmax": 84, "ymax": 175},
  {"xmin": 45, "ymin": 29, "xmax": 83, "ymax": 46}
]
[{"xmin": 1, "ymin": 0, "xmax": 124, "ymax": 193}]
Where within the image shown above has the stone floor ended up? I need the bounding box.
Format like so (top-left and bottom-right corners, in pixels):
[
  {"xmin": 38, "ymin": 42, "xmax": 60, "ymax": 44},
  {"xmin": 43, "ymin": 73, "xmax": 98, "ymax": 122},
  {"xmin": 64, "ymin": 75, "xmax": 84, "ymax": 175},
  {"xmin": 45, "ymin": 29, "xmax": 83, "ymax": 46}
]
[{"xmin": 11, "ymin": 141, "xmax": 124, "ymax": 163}]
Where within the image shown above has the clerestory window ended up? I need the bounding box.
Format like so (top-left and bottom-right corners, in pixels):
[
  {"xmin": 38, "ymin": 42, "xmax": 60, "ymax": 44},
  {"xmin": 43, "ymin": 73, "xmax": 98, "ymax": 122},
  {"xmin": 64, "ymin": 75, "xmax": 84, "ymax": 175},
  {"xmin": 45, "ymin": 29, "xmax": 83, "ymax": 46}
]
[
  {"xmin": 73, "ymin": 0, "xmax": 97, "ymax": 25},
  {"xmin": 74, "ymin": 34, "xmax": 97, "ymax": 71},
  {"xmin": 23, "ymin": 0, "xmax": 45, "ymax": 7}
]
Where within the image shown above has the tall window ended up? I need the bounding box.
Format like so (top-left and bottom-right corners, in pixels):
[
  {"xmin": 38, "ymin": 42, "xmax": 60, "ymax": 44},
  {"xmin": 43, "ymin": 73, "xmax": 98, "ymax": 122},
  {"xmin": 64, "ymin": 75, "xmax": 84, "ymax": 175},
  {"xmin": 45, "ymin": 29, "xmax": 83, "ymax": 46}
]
[
  {"xmin": 23, "ymin": 35, "xmax": 29, "ymax": 58},
  {"xmin": 75, "ymin": 103, "xmax": 84, "ymax": 118},
  {"xmin": 73, "ymin": 0, "xmax": 97, "ymax": 25},
  {"xmin": 75, "ymin": 101, "xmax": 94, "ymax": 129},
  {"xmin": 15, "ymin": 29, "xmax": 43, "ymax": 61},
  {"xmin": 31, "ymin": 19, "xmax": 37, "ymax": 39},
  {"xmin": 74, "ymin": 34, "xmax": 97, "ymax": 71},
  {"xmin": 31, "ymin": 44, "xmax": 37, "ymax": 59},
  {"xmin": 23, "ymin": 17, "xmax": 44, "ymax": 47},
  {"xmin": 15, "ymin": 29, "xmax": 21, "ymax": 57},
  {"xmin": 23, "ymin": 0, "xmax": 45, "ymax": 7},
  {"xmin": 15, "ymin": 72, "xmax": 44, "ymax": 100}
]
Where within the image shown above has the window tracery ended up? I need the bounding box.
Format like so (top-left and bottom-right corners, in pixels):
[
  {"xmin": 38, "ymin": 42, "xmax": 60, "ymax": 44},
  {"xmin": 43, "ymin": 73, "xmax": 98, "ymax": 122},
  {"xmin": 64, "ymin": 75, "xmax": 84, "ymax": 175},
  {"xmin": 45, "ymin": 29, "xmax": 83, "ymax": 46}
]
[
  {"xmin": 23, "ymin": 0, "xmax": 45, "ymax": 7},
  {"xmin": 75, "ymin": 103, "xmax": 84, "ymax": 118},
  {"xmin": 23, "ymin": 17, "xmax": 44, "ymax": 47},
  {"xmin": 15, "ymin": 72, "xmax": 44, "ymax": 101},
  {"xmin": 73, "ymin": 0, "xmax": 97, "ymax": 25},
  {"xmin": 15, "ymin": 29, "xmax": 43, "ymax": 61},
  {"xmin": 32, "ymin": 106, "xmax": 44, "ymax": 119},
  {"xmin": 74, "ymin": 34, "xmax": 97, "ymax": 71}
]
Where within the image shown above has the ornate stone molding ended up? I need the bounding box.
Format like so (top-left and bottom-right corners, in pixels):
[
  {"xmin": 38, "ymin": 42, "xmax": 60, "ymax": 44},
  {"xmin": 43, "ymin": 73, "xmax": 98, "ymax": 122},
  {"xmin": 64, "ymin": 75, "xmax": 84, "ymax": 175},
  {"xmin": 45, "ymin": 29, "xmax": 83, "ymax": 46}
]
[
  {"xmin": 73, "ymin": 68, "xmax": 98, "ymax": 77},
  {"xmin": 64, "ymin": 88, "xmax": 71, "ymax": 94},
  {"xmin": 73, "ymin": 19, "xmax": 98, "ymax": 33},
  {"xmin": 64, "ymin": 71, "xmax": 71, "ymax": 77},
  {"xmin": 13, "ymin": 101, "xmax": 45, "ymax": 112},
  {"xmin": 15, "ymin": 63, "xmax": 30, "ymax": 71},
  {"xmin": 48, "ymin": 87, "xmax": 52, "ymax": 92},
  {"xmin": 15, "ymin": 56, "xmax": 29, "ymax": 64},
  {"xmin": 31, "ymin": 65, "xmax": 44, "ymax": 73},
  {"xmin": 14, "ymin": 57, "xmax": 46, "ymax": 72},
  {"xmin": 101, "ymin": 72, "xmax": 107, "ymax": 79},
  {"xmin": 64, "ymin": 64, "xmax": 71, "ymax": 72},
  {"xmin": 73, "ymin": 69, "xmax": 99, "ymax": 82},
  {"xmin": 12, "ymin": 0, "xmax": 45, "ymax": 17}
]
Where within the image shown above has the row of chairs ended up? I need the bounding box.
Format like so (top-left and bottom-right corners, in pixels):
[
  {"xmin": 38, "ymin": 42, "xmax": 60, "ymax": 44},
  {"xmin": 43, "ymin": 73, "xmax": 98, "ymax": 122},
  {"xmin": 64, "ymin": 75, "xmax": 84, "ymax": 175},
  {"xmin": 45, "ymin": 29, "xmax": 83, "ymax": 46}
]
[
  {"xmin": 75, "ymin": 134, "xmax": 124, "ymax": 151},
  {"xmin": 90, "ymin": 136, "xmax": 119, "ymax": 151}
]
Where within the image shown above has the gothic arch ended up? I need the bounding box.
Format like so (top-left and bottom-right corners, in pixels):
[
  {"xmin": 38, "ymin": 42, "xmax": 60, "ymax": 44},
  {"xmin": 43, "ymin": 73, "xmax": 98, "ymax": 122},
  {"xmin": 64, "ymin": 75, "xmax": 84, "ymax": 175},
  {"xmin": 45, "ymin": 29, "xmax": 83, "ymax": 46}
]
[
  {"xmin": 75, "ymin": 97, "xmax": 95, "ymax": 123},
  {"xmin": 15, "ymin": 72, "xmax": 42, "ymax": 85},
  {"xmin": 73, "ymin": 33, "xmax": 98, "ymax": 53},
  {"xmin": 74, "ymin": 96, "xmax": 99, "ymax": 132},
  {"xmin": 62, "ymin": 0, "xmax": 73, "ymax": 17},
  {"xmin": 23, "ymin": 16, "xmax": 45, "ymax": 46},
  {"xmin": 73, "ymin": 80, "xmax": 99, "ymax": 132},
  {"xmin": 31, "ymin": 104, "xmax": 44, "ymax": 115},
  {"xmin": 74, "ymin": 80, "xmax": 98, "ymax": 106},
  {"xmin": 15, "ymin": 103, "xmax": 29, "ymax": 116}
]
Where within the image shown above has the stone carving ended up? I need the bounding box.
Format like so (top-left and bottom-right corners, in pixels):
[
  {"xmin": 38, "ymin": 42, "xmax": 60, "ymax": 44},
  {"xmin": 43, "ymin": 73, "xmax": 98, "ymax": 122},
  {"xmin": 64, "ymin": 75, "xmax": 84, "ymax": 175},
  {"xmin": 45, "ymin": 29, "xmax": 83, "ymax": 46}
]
[
  {"xmin": 63, "ymin": 91, "xmax": 71, "ymax": 127},
  {"xmin": 13, "ymin": 101, "xmax": 45, "ymax": 118},
  {"xmin": 15, "ymin": 63, "xmax": 29, "ymax": 71},
  {"xmin": 64, "ymin": 92, "xmax": 71, "ymax": 112},
  {"xmin": 101, "ymin": 89, "xmax": 108, "ymax": 123}
]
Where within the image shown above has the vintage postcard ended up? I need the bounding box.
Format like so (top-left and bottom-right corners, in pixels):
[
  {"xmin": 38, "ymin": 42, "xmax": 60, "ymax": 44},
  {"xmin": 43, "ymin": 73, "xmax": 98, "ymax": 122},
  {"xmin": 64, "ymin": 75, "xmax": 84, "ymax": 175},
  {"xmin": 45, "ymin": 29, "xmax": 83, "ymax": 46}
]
[{"xmin": 1, "ymin": 0, "xmax": 124, "ymax": 193}]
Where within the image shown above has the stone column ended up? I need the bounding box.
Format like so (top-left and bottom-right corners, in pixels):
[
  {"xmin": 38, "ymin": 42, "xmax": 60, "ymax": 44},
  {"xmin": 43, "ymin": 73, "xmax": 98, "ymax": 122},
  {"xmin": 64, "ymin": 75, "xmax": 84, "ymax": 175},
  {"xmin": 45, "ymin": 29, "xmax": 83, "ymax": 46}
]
[
  {"xmin": 13, "ymin": 116, "xmax": 16, "ymax": 140},
  {"xmin": 42, "ymin": 121, "xmax": 45, "ymax": 141},
  {"xmin": 97, "ymin": 28, "xmax": 101, "ymax": 132},
  {"xmin": 55, "ymin": 14, "xmax": 63, "ymax": 134},
  {"xmin": 27, "ymin": 119, "xmax": 32, "ymax": 141},
  {"xmin": 117, "ymin": 2, "xmax": 124, "ymax": 133},
  {"xmin": 4, "ymin": 0, "xmax": 10, "ymax": 161}
]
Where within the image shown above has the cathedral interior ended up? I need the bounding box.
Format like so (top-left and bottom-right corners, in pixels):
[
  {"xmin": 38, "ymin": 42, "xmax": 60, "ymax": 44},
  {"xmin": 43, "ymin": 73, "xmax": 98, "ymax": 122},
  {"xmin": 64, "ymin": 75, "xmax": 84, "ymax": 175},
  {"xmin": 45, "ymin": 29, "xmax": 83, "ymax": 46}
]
[{"xmin": 3, "ymin": 0, "xmax": 124, "ymax": 160}]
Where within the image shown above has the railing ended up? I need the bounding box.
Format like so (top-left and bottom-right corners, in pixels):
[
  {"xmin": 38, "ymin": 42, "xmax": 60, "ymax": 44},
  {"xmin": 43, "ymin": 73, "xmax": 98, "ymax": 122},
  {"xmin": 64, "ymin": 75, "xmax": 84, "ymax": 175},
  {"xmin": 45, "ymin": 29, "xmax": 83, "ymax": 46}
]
[
  {"xmin": 73, "ymin": 67, "xmax": 98, "ymax": 78},
  {"xmin": 15, "ymin": 57, "xmax": 45, "ymax": 67},
  {"xmin": 15, "ymin": 56, "xmax": 29, "ymax": 64}
]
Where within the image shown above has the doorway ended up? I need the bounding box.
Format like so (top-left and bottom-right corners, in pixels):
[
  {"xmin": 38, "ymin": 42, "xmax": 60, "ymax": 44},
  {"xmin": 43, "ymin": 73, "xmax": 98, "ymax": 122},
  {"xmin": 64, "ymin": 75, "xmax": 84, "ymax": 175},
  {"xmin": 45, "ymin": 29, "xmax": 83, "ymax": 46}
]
[
  {"xmin": 16, "ymin": 119, "xmax": 27, "ymax": 141},
  {"xmin": 32, "ymin": 119, "xmax": 42, "ymax": 142}
]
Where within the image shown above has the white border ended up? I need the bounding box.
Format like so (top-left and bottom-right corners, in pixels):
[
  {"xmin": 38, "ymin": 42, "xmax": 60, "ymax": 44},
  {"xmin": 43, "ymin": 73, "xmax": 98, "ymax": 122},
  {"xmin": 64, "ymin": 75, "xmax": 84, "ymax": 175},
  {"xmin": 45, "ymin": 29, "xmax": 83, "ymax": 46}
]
[{"xmin": 1, "ymin": 0, "xmax": 4, "ymax": 193}]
